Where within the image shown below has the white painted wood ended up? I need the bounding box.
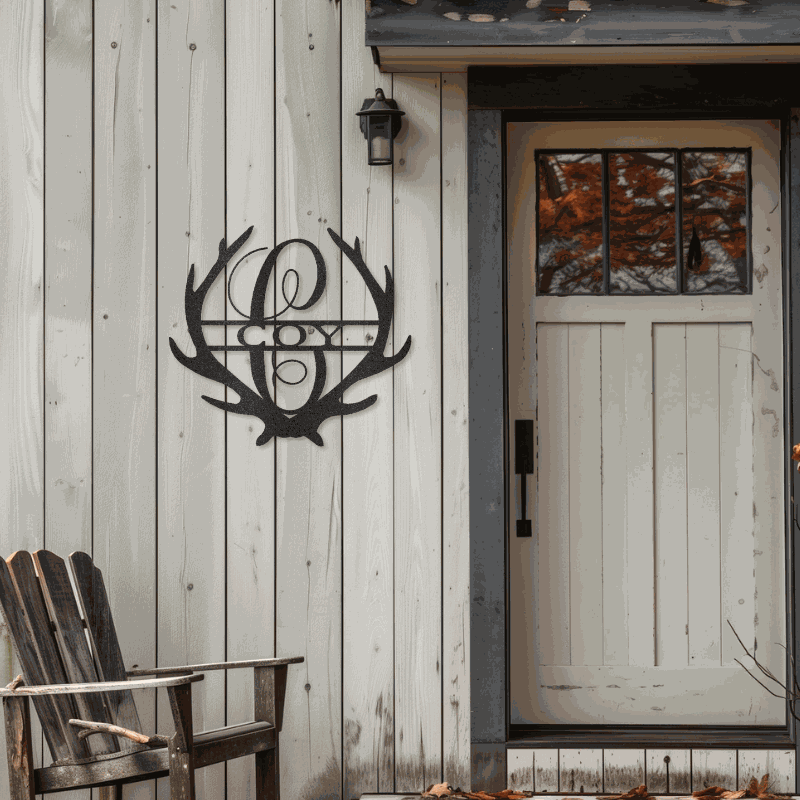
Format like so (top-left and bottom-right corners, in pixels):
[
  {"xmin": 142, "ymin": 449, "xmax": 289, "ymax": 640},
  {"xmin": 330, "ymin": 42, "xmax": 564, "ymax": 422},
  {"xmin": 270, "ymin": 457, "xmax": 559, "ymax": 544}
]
[
  {"xmin": 156, "ymin": 0, "xmax": 227, "ymax": 796},
  {"xmin": 692, "ymin": 749, "xmax": 737, "ymax": 790},
  {"xmin": 738, "ymin": 750, "xmax": 796, "ymax": 793},
  {"xmin": 507, "ymin": 749, "xmax": 534, "ymax": 792},
  {"xmin": 92, "ymin": 0, "xmax": 157, "ymax": 798},
  {"xmin": 686, "ymin": 323, "xmax": 722, "ymax": 667},
  {"xmin": 533, "ymin": 749, "xmax": 560, "ymax": 792},
  {"xmin": 536, "ymin": 324, "xmax": 570, "ymax": 667},
  {"xmin": 719, "ymin": 323, "xmax": 755, "ymax": 666},
  {"xmin": 653, "ymin": 324, "xmax": 689, "ymax": 668},
  {"xmin": 441, "ymin": 71, "xmax": 471, "ymax": 793},
  {"xmin": 600, "ymin": 324, "xmax": 627, "ymax": 667},
  {"xmin": 275, "ymin": 3, "xmax": 342, "ymax": 800},
  {"xmin": 560, "ymin": 749, "xmax": 603, "ymax": 793},
  {"xmin": 508, "ymin": 120, "xmax": 786, "ymax": 726},
  {"xmin": 341, "ymin": 3, "xmax": 394, "ymax": 796},
  {"xmin": 44, "ymin": 2, "xmax": 92, "ymax": 797},
  {"xmin": 0, "ymin": 0, "xmax": 45, "ymax": 791},
  {"xmin": 569, "ymin": 325, "xmax": 603, "ymax": 667},
  {"xmin": 603, "ymin": 749, "xmax": 645, "ymax": 793},
  {"xmin": 623, "ymin": 315, "xmax": 656, "ymax": 669},
  {"xmin": 646, "ymin": 750, "xmax": 691, "ymax": 794},
  {"xmin": 225, "ymin": 1, "xmax": 276, "ymax": 799},
  {"xmin": 393, "ymin": 72, "xmax": 442, "ymax": 793}
]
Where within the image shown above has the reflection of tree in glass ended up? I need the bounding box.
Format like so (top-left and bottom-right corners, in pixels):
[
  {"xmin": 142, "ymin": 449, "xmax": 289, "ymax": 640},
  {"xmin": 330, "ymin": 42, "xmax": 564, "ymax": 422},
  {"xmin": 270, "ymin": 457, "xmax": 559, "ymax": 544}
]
[
  {"xmin": 609, "ymin": 152, "xmax": 676, "ymax": 294},
  {"xmin": 682, "ymin": 151, "xmax": 748, "ymax": 294},
  {"xmin": 537, "ymin": 153, "xmax": 603, "ymax": 294}
]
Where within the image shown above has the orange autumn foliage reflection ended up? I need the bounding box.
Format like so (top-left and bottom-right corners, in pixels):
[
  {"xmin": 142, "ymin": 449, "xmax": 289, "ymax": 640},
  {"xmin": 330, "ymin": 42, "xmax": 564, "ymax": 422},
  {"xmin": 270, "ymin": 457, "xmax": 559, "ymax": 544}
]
[{"xmin": 537, "ymin": 150, "xmax": 749, "ymax": 295}]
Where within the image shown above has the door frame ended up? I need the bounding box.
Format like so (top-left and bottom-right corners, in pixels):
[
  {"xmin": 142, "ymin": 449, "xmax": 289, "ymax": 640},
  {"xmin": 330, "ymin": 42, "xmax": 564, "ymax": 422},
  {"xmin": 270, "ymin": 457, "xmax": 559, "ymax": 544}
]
[{"xmin": 467, "ymin": 63, "xmax": 800, "ymax": 785}]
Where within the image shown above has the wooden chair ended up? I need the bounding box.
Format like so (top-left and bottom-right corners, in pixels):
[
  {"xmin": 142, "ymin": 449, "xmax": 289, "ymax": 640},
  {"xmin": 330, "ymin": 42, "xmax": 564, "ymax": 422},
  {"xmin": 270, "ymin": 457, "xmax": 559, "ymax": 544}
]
[{"xmin": 0, "ymin": 550, "xmax": 302, "ymax": 799}]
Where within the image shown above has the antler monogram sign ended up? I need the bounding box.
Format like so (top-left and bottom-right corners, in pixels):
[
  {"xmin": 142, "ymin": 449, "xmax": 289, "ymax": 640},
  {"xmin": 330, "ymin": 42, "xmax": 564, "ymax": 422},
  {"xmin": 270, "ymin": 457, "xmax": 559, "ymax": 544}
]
[{"xmin": 169, "ymin": 227, "xmax": 412, "ymax": 446}]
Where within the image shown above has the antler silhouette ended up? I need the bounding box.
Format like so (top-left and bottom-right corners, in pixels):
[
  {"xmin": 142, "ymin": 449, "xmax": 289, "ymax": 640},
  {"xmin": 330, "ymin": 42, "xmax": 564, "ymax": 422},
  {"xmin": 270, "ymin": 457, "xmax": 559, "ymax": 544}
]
[{"xmin": 169, "ymin": 227, "xmax": 411, "ymax": 446}]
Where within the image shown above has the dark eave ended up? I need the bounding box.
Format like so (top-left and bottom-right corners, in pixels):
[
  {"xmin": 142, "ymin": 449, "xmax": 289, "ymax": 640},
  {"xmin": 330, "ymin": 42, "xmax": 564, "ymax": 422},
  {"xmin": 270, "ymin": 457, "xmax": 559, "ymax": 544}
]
[{"xmin": 366, "ymin": 0, "xmax": 800, "ymax": 48}]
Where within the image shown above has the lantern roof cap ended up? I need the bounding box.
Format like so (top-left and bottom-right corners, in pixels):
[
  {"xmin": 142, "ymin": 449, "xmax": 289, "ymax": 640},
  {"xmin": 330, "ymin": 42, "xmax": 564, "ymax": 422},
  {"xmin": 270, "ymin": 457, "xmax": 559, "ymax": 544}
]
[{"xmin": 356, "ymin": 88, "xmax": 405, "ymax": 117}]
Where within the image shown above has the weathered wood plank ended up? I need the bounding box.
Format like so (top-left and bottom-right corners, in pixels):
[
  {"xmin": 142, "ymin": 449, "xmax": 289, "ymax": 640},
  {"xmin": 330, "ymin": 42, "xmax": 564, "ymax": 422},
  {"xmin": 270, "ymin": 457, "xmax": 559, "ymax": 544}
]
[
  {"xmin": 603, "ymin": 749, "xmax": 644, "ymax": 794},
  {"xmin": 568, "ymin": 324, "xmax": 603, "ymax": 666},
  {"xmin": 653, "ymin": 323, "xmax": 689, "ymax": 667},
  {"xmin": 600, "ymin": 324, "xmax": 627, "ymax": 667},
  {"xmin": 0, "ymin": 0, "xmax": 45, "ymax": 779},
  {"xmin": 442, "ymin": 70, "xmax": 470, "ymax": 792},
  {"xmin": 393, "ymin": 72, "xmax": 442, "ymax": 793},
  {"xmin": 686, "ymin": 323, "xmax": 721, "ymax": 666},
  {"xmin": 5, "ymin": 552, "xmax": 88, "ymax": 762},
  {"xmin": 533, "ymin": 749, "xmax": 559, "ymax": 793},
  {"xmin": 156, "ymin": 0, "xmax": 227, "ymax": 794},
  {"xmin": 3, "ymin": 696, "xmax": 35, "ymax": 800},
  {"xmin": 507, "ymin": 749, "xmax": 533, "ymax": 792},
  {"xmin": 646, "ymin": 749, "xmax": 691, "ymax": 794},
  {"xmin": 224, "ymin": 0, "xmax": 276, "ymax": 798},
  {"xmin": 718, "ymin": 323, "xmax": 755, "ymax": 666},
  {"xmin": 624, "ymin": 317, "xmax": 655, "ymax": 667},
  {"xmin": 560, "ymin": 749, "xmax": 602, "ymax": 794},
  {"xmin": 91, "ymin": 0, "xmax": 157, "ymax": 793},
  {"xmin": 692, "ymin": 749, "xmax": 737, "ymax": 790},
  {"xmin": 68, "ymin": 554, "xmax": 142, "ymax": 747},
  {"xmin": 537, "ymin": 324, "xmax": 570, "ymax": 667},
  {"xmin": 341, "ymin": 1, "xmax": 394, "ymax": 796},
  {"xmin": 738, "ymin": 750, "xmax": 796, "ymax": 794},
  {"xmin": 274, "ymin": 2, "xmax": 342, "ymax": 800},
  {"xmin": 43, "ymin": 0, "xmax": 92, "ymax": 565},
  {"xmin": 31, "ymin": 551, "xmax": 117, "ymax": 756}
]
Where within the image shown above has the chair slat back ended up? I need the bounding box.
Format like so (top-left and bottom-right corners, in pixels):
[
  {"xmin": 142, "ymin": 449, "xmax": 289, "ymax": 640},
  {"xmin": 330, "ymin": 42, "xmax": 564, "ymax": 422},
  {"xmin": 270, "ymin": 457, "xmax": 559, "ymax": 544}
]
[
  {"xmin": 68, "ymin": 551, "xmax": 143, "ymax": 748},
  {"xmin": 32, "ymin": 551, "xmax": 119, "ymax": 756},
  {"xmin": 0, "ymin": 552, "xmax": 89, "ymax": 762}
]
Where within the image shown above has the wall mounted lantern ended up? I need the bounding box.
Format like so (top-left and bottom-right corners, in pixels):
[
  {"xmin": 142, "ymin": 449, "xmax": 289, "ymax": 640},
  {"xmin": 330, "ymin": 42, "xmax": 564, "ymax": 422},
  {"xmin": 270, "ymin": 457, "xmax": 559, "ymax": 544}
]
[{"xmin": 356, "ymin": 88, "xmax": 404, "ymax": 166}]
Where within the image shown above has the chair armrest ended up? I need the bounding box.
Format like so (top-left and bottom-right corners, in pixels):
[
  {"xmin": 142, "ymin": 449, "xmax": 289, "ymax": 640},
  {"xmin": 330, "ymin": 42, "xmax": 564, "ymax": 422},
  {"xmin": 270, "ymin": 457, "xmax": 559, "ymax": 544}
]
[
  {"xmin": 127, "ymin": 656, "xmax": 303, "ymax": 677},
  {"xmin": 0, "ymin": 673, "xmax": 204, "ymax": 696}
]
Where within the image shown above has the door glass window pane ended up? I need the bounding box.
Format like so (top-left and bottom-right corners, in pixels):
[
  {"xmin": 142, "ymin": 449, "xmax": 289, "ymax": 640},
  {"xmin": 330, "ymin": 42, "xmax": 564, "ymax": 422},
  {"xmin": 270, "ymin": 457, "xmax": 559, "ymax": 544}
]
[
  {"xmin": 609, "ymin": 151, "xmax": 677, "ymax": 294},
  {"xmin": 682, "ymin": 150, "xmax": 749, "ymax": 294},
  {"xmin": 537, "ymin": 152, "xmax": 603, "ymax": 295},
  {"xmin": 535, "ymin": 148, "xmax": 750, "ymax": 296}
]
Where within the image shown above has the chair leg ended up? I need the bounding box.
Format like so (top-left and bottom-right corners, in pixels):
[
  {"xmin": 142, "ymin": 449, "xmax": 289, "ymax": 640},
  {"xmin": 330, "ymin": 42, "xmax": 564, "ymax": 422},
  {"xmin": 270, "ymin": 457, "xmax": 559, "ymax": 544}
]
[
  {"xmin": 3, "ymin": 696, "xmax": 35, "ymax": 800},
  {"xmin": 98, "ymin": 784, "xmax": 123, "ymax": 800},
  {"xmin": 256, "ymin": 745, "xmax": 279, "ymax": 800},
  {"xmin": 167, "ymin": 682, "xmax": 196, "ymax": 800}
]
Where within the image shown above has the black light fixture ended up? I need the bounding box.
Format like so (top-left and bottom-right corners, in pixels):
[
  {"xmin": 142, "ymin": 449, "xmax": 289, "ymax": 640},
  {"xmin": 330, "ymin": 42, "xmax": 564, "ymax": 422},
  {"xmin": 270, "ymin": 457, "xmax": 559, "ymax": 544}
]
[{"xmin": 356, "ymin": 88, "xmax": 404, "ymax": 166}]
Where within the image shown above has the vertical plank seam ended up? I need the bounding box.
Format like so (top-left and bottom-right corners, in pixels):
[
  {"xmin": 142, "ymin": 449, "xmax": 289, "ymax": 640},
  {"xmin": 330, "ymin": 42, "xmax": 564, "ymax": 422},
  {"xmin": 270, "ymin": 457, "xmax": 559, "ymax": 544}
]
[
  {"xmin": 154, "ymin": 0, "xmax": 161, "ymax": 788},
  {"xmin": 439, "ymin": 70, "xmax": 444, "ymax": 788},
  {"xmin": 600, "ymin": 327, "xmax": 604, "ymax": 667},
  {"xmin": 685, "ymin": 324, "xmax": 690, "ymax": 666},
  {"xmin": 91, "ymin": 0, "xmax": 96, "ymax": 788},
  {"xmin": 718, "ymin": 323, "xmax": 722, "ymax": 667},
  {"xmin": 339, "ymin": 8, "xmax": 344, "ymax": 797},
  {"xmin": 391, "ymin": 72, "xmax": 397, "ymax": 796},
  {"xmin": 222, "ymin": 0, "xmax": 229, "ymax": 796}
]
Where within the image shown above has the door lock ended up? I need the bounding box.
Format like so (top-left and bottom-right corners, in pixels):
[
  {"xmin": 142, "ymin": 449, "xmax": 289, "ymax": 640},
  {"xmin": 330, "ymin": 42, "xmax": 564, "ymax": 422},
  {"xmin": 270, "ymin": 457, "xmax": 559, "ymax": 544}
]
[{"xmin": 515, "ymin": 420, "xmax": 533, "ymax": 538}]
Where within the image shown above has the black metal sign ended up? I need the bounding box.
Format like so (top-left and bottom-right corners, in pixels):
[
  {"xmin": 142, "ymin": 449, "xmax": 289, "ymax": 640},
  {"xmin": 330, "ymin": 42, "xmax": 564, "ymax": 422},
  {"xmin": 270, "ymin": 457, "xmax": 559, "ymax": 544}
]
[{"xmin": 169, "ymin": 227, "xmax": 411, "ymax": 446}]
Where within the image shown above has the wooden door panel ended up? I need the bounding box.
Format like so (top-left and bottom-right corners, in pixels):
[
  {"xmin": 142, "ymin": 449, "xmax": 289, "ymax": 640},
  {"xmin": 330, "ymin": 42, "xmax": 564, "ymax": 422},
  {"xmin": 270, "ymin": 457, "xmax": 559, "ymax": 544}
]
[{"xmin": 509, "ymin": 120, "xmax": 785, "ymax": 727}]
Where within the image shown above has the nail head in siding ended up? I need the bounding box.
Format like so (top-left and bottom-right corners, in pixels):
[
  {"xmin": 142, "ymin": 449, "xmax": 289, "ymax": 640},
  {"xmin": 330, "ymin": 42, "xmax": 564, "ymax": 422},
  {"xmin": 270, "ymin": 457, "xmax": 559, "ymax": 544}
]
[
  {"xmin": 110, "ymin": 41, "xmax": 117, "ymax": 48},
  {"xmin": 189, "ymin": 43, "xmax": 196, "ymax": 50}
]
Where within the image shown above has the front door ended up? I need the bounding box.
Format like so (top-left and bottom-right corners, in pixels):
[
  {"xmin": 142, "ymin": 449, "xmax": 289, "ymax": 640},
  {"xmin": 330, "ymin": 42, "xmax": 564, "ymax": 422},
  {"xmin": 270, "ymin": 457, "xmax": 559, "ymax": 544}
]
[{"xmin": 508, "ymin": 120, "xmax": 786, "ymax": 726}]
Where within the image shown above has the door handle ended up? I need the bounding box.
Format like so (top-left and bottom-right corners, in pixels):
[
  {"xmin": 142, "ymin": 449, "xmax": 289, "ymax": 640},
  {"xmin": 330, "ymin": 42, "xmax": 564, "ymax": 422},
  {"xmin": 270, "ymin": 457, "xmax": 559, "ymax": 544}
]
[{"xmin": 515, "ymin": 420, "xmax": 533, "ymax": 538}]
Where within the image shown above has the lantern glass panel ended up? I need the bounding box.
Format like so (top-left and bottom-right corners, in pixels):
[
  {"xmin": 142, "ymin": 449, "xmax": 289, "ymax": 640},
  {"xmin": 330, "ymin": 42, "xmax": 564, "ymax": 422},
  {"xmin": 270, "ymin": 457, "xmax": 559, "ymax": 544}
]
[{"xmin": 368, "ymin": 115, "xmax": 393, "ymax": 165}]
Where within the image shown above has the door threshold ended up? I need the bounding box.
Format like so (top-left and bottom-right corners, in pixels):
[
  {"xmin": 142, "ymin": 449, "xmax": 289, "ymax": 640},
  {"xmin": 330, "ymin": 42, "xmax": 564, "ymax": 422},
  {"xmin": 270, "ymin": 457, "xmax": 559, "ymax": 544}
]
[{"xmin": 508, "ymin": 726, "xmax": 794, "ymax": 749}]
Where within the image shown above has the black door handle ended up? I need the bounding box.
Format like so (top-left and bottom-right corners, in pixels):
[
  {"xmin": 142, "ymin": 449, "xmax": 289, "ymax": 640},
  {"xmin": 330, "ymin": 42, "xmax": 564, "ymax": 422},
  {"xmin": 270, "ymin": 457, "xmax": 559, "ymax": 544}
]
[{"xmin": 515, "ymin": 420, "xmax": 533, "ymax": 537}]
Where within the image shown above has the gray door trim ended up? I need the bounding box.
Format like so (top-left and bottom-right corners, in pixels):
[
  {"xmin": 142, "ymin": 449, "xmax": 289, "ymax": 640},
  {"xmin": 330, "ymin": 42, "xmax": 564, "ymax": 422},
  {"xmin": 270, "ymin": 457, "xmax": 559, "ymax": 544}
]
[{"xmin": 467, "ymin": 67, "xmax": 800, "ymax": 790}]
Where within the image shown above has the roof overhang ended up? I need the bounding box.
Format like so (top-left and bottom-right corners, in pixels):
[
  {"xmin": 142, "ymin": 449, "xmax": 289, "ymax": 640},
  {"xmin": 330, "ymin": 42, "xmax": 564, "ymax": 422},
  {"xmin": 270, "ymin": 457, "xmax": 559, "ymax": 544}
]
[{"xmin": 367, "ymin": 0, "xmax": 800, "ymax": 72}]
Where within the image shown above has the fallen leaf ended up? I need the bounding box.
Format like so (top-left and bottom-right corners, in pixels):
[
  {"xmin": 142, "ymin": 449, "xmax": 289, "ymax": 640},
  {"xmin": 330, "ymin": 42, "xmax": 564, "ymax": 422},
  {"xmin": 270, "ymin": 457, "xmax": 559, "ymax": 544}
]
[{"xmin": 424, "ymin": 783, "xmax": 454, "ymax": 798}]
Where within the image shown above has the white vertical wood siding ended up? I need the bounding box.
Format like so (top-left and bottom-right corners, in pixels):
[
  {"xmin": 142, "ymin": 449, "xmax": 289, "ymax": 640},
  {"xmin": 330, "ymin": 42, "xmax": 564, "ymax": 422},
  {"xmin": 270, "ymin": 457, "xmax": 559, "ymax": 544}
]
[{"xmin": 0, "ymin": 1, "xmax": 470, "ymax": 798}]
